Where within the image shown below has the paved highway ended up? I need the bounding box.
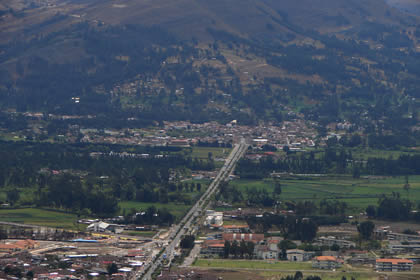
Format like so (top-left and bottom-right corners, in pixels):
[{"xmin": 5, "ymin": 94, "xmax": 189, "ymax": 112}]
[{"xmin": 138, "ymin": 142, "xmax": 248, "ymax": 280}]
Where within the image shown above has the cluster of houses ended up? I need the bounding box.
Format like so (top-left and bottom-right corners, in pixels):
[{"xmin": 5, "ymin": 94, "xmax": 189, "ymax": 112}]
[
  {"xmin": 199, "ymin": 212, "xmax": 417, "ymax": 273},
  {"xmin": 199, "ymin": 228, "xmax": 415, "ymax": 272},
  {"xmin": 68, "ymin": 118, "xmax": 319, "ymax": 150},
  {"xmin": 0, "ymin": 237, "xmax": 154, "ymax": 280},
  {"xmin": 0, "ymin": 240, "xmax": 38, "ymax": 254}
]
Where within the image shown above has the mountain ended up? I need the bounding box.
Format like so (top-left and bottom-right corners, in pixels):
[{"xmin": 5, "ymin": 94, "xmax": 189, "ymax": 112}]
[
  {"xmin": 1, "ymin": 0, "xmax": 412, "ymax": 42},
  {"xmin": 386, "ymin": 0, "xmax": 420, "ymax": 16},
  {"xmin": 0, "ymin": 0, "xmax": 419, "ymax": 133}
]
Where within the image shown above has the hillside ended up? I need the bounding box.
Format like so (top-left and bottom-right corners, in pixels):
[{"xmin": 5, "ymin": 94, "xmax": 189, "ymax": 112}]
[
  {"xmin": 386, "ymin": 0, "xmax": 420, "ymax": 15},
  {"xmin": 1, "ymin": 0, "xmax": 412, "ymax": 42},
  {"xmin": 0, "ymin": 0, "xmax": 419, "ymax": 137}
]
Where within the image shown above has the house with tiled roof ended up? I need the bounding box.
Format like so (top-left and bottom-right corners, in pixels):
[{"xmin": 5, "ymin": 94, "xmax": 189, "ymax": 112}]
[
  {"xmin": 376, "ymin": 258, "xmax": 413, "ymax": 272},
  {"xmin": 312, "ymin": 256, "xmax": 342, "ymax": 270},
  {"xmin": 222, "ymin": 224, "xmax": 249, "ymax": 233},
  {"xmin": 200, "ymin": 240, "xmax": 225, "ymax": 257},
  {"xmin": 222, "ymin": 233, "xmax": 264, "ymax": 243}
]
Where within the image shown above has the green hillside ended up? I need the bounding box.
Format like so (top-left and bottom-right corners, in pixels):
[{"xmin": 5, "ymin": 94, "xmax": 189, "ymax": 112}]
[{"xmin": 0, "ymin": 0, "xmax": 419, "ymax": 136}]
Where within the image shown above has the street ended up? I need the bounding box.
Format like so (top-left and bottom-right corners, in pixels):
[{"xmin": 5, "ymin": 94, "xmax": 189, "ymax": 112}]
[{"xmin": 138, "ymin": 142, "xmax": 248, "ymax": 280}]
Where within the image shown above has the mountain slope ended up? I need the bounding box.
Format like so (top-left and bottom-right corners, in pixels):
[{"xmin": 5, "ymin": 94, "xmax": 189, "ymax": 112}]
[
  {"xmin": 0, "ymin": 0, "xmax": 419, "ymax": 132},
  {"xmin": 1, "ymin": 0, "xmax": 412, "ymax": 43}
]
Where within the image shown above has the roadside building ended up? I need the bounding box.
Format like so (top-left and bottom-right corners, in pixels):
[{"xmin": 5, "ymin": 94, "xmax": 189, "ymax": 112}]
[
  {"xmin": 222, "ymin": 233, "xmax": 265, "ymax": 243},
  {"xmin": 87, "ymin": 221, "xmax": 124, "ymax": 234},
  {"xmin": 222, "ymin": 224, "xmax": 249, "ymax": 233},
  {"xmin": 200, "ymin": 240, "xmax": 225, "ymax": 257},
  {"xmin": 316, "ymin": 236, "xmax": 355, "ymax": 249},
  {"xmin": 255, "ymin": 244, "xmax": 279, "ymax": 260},
  {"xmin": 255, "ymin": 239, "xmax": 280, "ymax": 260},
  {"xmin": 312, "ymin": 256, "xmax": 342, "ymax": 270},
  {"xmin": 286, "ymin": 249, "xmax": 314, "ymax": 262},
  {"xmin": 387, "ymin": 232, "xmax": 420, "ymax": 242},
  {"xmin": 388, "ymin": 240, "xmax": 420, "ymax": 254},
  {"xmin": 375, "ymin": 259, "xmax": 413, "ymax": 272},
  {"xmin": 204, "ymin": 210, "xmax": 223, "ymax": 228}
]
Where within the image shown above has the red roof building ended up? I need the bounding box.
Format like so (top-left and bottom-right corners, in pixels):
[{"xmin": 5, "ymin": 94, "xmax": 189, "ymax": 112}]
[{"xmin": 376, "ymin": 258, "xmax": 413, "ymax": 272}]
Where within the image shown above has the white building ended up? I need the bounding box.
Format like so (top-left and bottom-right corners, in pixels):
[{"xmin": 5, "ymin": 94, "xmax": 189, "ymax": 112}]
[
  {"xmin": 287, "ymin": 249, "xmax": 314, "ymax": 262},
  {"xmin": 204, "ymin": 210, "xmax": 223, "ymax": 227}
]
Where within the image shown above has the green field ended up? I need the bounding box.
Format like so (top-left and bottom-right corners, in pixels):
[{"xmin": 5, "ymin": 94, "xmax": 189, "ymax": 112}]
[
  {"xmin": 191, "ymin": 146, "xmax": 232, "ymax": 159},
  {"xmin": 194, "ymin": 259, "xmax": 312, "ymax": 270},
  {"xmin": 119, "ymin": 201, "xmax": 191, "ymax": 220},
  {"xmin": 0, "ymin": 208, "xmax": 79, "ymax": 229},
  {"xmin": 229, "ymin": 175, "xmax": 420, "ymax": 212},
  {"xmin": 0, "ymin": 202, "xmax": 191, "ymax": 230},
  {"xmin": 259, "ymin": 271, "xmax": 379, "ymax": 280}
]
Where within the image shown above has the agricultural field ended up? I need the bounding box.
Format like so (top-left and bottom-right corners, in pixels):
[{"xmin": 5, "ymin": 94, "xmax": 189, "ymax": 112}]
[
  {"xmin": 228, "ymin": 175, "xmax": 420, "ymax": 212},
  {"xmin": 0, "ymin": 208, "xmax": 79, "ymax": 229}
]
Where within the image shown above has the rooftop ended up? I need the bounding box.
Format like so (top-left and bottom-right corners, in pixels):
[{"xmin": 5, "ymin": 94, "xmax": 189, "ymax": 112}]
[{"xmin": 376, "ymin": 258, "xmax": 413, "ymax": 264}]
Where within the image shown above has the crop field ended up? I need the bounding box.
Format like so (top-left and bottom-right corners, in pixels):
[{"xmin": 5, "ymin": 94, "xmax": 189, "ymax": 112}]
[
  {"xmin": 0, "ymin": 208, "xmax": 79, "ymax": 229},
  {"xmin": 229, "ymin": 175, "xmax": 420, "ymax": 212}
]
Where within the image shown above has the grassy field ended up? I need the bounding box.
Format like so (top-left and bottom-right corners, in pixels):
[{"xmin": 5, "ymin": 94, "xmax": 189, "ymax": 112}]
[
  {"xmin": 193, "ymin": 259, "xmax": 312, "ymax": 270},
  {"xmin": 191, "ymin": 146, "xmax": 232, "ymax": 159},
  {"xmin": 229, "ymin": 175, "xmax": 420, "ymax": 212},
  {"xmin": 0, "ymin": 208, "xmax": 79, "ymax": 229},
  {"xmin": 193, "ymin": 259, "xmax": 419, "ymax": 280},
  {"xmin": 0, "ymin": 202, "xmax": 191, "ymax": 230},
  {"xmin": 119, "ymin": 201, "xmax": 191, "ymax": 220},
  {"xmin": 351, "ymin": 148, "xmax": 420, "ymax": 160},
  {"xmin": 259, "ymin": 271, "xmax": 379, "ymax": 280}
]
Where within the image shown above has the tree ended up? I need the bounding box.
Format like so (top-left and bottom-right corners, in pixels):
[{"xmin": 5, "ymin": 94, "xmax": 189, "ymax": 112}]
[
  {"xmin": 274, "ymin": 182, "xmax": 282, "ymax": 198},
  {"xmin": 403, "ymin": 175, "xmax": 410, "ymax": 198},
  {"xmin": 231, "ymin": 240, "xmax": 239, "ymax": 258},
  {"xmin": 6, "ymin": 188, "xmax": 20, "ymax": 206},
  {"xmin": 26, "ymin": 271, "xmax": 34, "ymax": 279},
  {"xmin": 278, "ymin": 240, "xmax": 297, "ymax": 259},
  {"xmin": 330, "ymin": 243, "xmax": 340, "ymax": 251},
  {"xmin": 107, "ymin": 263, "xmax": 118, "ymax": 275},
  {"xmin": 358, "ymin": 221, "xmax": 375, "ymax": 240},
  {"xmin": 366, "ymin": 205, "xmax": 376, "ymax": 218},
  {"xmin": 239, "ymin": 240, "xmax": 247, "ymax": 258},
  {"xmin": 224, "ymin": 240, "xmax": 230, "ymax": 258},
  {"xmin": 180, "ymin": 235, "xmax": 195, "ymax": 249},
  {"xmin": 246, "ymin": 241, "xmax": 255, "ymax": 258},
  {"xmin": 294, "ymin": 271, "xmax": 303, "ymax": 280},
  {"xmin": 352, "ymin": 166, "xmax": 361, "ymax": 179}
]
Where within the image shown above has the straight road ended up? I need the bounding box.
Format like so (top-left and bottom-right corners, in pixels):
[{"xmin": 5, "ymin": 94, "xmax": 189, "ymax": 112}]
[{"xmin": 138, "ymin": 142, "xmax": 248, "ymax": 280}]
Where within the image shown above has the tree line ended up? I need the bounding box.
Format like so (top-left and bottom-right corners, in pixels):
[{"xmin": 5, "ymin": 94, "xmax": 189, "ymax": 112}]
[{"xmin": 236, "ymin": 149, "xmax": 420, "ymax": 178}]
